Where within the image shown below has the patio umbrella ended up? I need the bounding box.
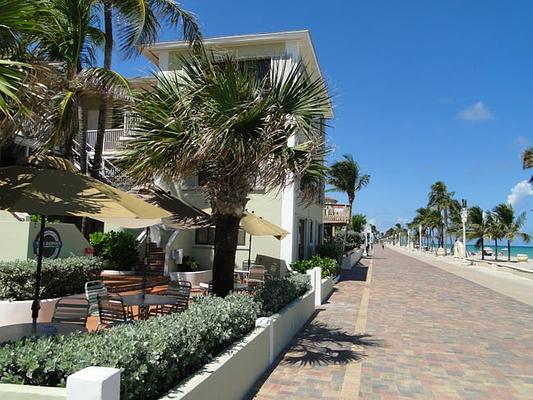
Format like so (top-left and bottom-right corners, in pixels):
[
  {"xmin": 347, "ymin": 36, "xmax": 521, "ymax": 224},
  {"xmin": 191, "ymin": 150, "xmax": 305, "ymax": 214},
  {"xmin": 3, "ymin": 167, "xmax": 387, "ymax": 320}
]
[
  {"xmin": 0, "ymin": 155, "xmax": 172, "ymax": 328},
  {"xmin": 240, "ymin": 211, "xmax": 289, "ymax": 268}
]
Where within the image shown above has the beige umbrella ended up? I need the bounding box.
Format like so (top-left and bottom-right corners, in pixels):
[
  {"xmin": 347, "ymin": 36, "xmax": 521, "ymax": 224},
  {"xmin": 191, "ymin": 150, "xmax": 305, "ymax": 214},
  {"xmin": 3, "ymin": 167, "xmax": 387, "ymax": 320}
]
[
  {"xmin": 202, "ymin": 208, "xmax": 289, "ymax": 268},
  {"xmin": 0, "ymin": 156, "xmax": 171, "ymax": 327}
]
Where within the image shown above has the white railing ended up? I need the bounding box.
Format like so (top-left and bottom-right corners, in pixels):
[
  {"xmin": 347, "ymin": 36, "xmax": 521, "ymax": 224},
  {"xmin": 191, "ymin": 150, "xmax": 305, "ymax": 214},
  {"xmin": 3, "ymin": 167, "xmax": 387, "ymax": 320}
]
[{"xmin": 86, "ymin": 129, "xmax": 124, "ymax": 153}]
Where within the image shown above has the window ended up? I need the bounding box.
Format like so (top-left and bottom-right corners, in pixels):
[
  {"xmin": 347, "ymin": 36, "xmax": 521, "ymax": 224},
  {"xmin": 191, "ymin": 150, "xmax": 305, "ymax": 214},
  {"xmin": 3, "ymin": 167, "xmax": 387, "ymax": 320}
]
[{"xmin": 195, "ymin": 227, "xmax": 246, "ymax": 246}]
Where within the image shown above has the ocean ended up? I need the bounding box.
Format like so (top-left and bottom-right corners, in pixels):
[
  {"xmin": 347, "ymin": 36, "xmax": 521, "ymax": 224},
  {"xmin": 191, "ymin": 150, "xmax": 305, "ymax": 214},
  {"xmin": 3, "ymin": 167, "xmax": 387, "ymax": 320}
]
[{"xmin": 462, "ymin": 244, "xmax": 533, "ymax": 258}]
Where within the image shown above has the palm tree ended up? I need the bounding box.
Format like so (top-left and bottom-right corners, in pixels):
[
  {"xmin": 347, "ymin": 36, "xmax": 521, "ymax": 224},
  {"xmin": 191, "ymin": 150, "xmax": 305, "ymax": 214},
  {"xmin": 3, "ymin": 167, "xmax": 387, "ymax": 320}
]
[
  {"xmin": 91, "ymin": 0, "xmax": 202, "ymax": 179},
  {"xmin": 327, "ymin": 154, "xmax": 370, "ymax": 251},
  {"xmin": 31, "ymin": 0, "xmax": 130, "ymax": 161},
  {"xmin": 493, "ymin": 203, "xmax": 531, "ymax": 261},
  {"xmin": 428, "ymin": 181, "xmax": 455, "ymax": 255},
  {"xmin": 121, "ymin": 55, "xmax": 331, "ymax": 296},
  {"xmin": 467, "ymin": 206, "xmax": 489, "ymax": 260},
  {"xmin": 486, "ymin": 212, "xmax": 503, "ymax": 261},
  {"xmin": 522, "ymin": 147, "xmax": 533, "ymax": 169},
  {"xmin": 349, "ymin": 214, "xmax": 367, "ymax": 233}
]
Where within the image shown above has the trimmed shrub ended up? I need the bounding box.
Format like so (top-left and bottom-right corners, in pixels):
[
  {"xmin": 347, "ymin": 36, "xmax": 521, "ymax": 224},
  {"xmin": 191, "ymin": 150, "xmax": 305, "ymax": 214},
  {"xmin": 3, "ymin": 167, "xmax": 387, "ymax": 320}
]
[
  {"xmin": 89, "ymin": 231, "xmax": 138, "ymax": 270},
  {"xmin": 291, "ymin": 255, "xmax": 339, "ymax": 279},
  {"xmin": 0, "ymin": 293, "xmax": 259, "ymax": 400},
  {"xmin": 0, "ymin": 257, "xmax": 105, "ymax": 301},
  {"xmin": 254, "ymin": 273, "xmax": 310, "ymax": 316},
  {"xmin": 316, "ymin": 242, "xmax": 343, "ymax": 263}
]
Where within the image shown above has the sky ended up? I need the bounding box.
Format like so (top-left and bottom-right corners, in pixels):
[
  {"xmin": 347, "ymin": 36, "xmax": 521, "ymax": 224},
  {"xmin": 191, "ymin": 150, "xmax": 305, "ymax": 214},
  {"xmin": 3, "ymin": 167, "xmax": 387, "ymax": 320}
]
[{"xmin": 109, "ymin": 0, "xmax": 533, "ymax": 239}]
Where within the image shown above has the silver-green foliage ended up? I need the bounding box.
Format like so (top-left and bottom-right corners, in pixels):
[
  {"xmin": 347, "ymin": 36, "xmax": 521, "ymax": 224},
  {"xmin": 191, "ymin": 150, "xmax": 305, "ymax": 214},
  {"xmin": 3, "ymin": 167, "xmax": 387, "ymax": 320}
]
[
  {"xmin": 254, "ymin": 273, "xmax": 311, "ymax": 316},
  {"xmin": 0, "ymin": 292, "xmax": 259, "ymax": 399}
]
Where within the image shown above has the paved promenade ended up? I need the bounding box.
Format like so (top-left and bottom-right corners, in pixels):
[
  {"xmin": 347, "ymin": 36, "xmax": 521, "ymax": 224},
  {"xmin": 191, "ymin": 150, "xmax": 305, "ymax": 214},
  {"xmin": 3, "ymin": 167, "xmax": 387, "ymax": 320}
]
[{"xmin": 251, "ymin": 247, "xmax": 533, "ymax": 399}]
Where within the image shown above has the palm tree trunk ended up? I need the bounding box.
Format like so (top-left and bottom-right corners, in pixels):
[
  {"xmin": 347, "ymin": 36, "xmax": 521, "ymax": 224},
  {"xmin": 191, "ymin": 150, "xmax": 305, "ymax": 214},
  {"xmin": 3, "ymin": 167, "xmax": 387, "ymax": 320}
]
[
  {"xmin": 92, "ymin": 0, "xmax": 113, "ymax": 179},
  {"xmin": 80, "ymin": 99, "xmax": 89, "ymax": 174},
  {"xmin": 212, "ymin": 213, "xmax": 241, "ymax": 296},
  {"xmin": 494, "ymin": 239, "xmax": 498, "ymax": 261},
  {"xmin": 481, "ymin": 238, "xmax": 485, "ymax": 260},
  {"xmin": 507, "ymin": 239, "xmax": 511, "ymax": 262},
  {"xmin": 342, "ymin": 202, "xmax": 353, "ymax": 254}
]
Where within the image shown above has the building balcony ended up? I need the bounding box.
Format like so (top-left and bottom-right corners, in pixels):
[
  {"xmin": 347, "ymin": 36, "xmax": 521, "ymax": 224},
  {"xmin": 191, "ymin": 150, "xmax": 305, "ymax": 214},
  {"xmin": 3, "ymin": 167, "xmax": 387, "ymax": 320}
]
[{"xmin": 323, "ymin": 203, "xmax": 350, "ymax": 224}]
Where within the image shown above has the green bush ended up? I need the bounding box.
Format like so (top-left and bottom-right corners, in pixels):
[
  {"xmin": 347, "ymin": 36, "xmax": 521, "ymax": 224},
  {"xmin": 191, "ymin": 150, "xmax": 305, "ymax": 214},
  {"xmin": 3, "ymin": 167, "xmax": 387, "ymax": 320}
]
[
  {"xmin": 89, "ymin": 231, "xmax": 138, "ymax": 270},
  {"xmin": 0, "ymin": 257, "xmax": 105, "ymax": 301},
  {"xmin": 291, "ymin": 255, "xmax": 339, "ymax": 279},
  {"xmin": 254, "ymin": 273, "xmax": 310, "ymax": 316},
  {"xmin": 316, "ymin": 242, "xmax": 343, "ymax": 263},
  {"xmin": 0, "ymin": 293, "xmax": 259, "ymax": 400}
]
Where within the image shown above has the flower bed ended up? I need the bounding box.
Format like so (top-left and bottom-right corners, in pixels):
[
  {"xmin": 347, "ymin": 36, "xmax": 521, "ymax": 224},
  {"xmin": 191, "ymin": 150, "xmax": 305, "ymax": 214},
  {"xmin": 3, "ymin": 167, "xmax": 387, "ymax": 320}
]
[
  {"xmin": 0, "ymin": 273, "xmax": 311, "ymax": 400},
  {"xmin": 290, "ymin": 255, "xmax": 339, "ymax": 279}
]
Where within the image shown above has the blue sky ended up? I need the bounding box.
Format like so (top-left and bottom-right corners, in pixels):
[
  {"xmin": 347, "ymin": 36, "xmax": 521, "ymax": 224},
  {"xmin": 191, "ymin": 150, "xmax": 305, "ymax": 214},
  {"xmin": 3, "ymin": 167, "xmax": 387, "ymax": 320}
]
[{"xmin": 109, "ymin": 0, "xmax": 533, "ymax": 238}]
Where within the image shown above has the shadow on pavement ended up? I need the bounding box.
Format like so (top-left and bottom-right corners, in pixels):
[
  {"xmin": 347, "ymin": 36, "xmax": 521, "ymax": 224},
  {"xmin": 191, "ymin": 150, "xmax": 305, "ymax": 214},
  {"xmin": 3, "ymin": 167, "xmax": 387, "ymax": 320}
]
[
  {"xmin": 281, "ymin": 321, "xmax": 380, "ymax": 367},
  {"xmin": 339, "ymin": 265, "xmax": 369, "ymax": 282}
]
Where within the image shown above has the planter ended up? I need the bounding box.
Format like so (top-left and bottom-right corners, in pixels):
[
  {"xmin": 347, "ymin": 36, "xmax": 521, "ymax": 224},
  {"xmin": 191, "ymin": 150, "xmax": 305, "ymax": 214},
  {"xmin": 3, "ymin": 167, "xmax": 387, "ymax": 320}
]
[
  {"xmin": 0, "ymin": 297, "xmax": 60, "ymax": 327},
  {"xmin": 321, "ymin": 277, "xmax": 334, "ymax": 302},
  {"xmin": 162, "ymin": 289, "xmax": 316, "ymax": 400},
  {"xmin": 169, "ymin": 270, "xmax": 212, "ymax": 287}
]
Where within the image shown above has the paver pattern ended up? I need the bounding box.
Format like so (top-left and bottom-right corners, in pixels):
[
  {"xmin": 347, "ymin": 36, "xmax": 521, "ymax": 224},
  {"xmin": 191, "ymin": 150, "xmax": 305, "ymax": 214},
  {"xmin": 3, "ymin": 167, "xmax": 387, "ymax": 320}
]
[
  {"xmin": 251, "ymin": 248, "xmax": 533, "ymax": 400},
  {"xmin": 360, "ymin": 248, "xmax": 533, "ymax": 400},
  {"xmin": 250, "ymin": 265, "xmax": 369, "ymax": 399}
]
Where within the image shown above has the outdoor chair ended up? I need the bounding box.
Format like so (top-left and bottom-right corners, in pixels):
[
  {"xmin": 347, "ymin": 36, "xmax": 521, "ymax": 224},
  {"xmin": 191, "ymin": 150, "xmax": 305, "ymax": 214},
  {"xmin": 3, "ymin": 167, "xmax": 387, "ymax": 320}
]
[
  {"xmin": 51, "ymin": 297, "xmax": 90, "ymax": 327},
  {"xmin": 246, "ymin": 265, "xmax": 268, "ymax": 289},
  {"xmin": 96, "ymin": 293, "xmax": 131, "ymax": 330},
  {"xmin": 156, "ymin": 281, "xmax": 192, "ymax": 315},
  {"xmin": 85, "ymin": 280, "xmax": 108, "ymax": 316}
]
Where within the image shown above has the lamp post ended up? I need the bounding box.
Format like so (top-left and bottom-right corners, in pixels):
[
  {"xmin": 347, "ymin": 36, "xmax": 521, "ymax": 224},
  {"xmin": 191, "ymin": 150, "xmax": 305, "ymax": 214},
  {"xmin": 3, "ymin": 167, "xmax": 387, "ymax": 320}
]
[
  {"xmin": 419, "ymin": 224, "xmax": 422, "ymax": 252},
  {"xmin": 461, "ymin": 199, "xmax": 468, "ymax": 264},
  {"xmin": 407, "ymin": 229, "xmax": 410, "ymax": 249}
]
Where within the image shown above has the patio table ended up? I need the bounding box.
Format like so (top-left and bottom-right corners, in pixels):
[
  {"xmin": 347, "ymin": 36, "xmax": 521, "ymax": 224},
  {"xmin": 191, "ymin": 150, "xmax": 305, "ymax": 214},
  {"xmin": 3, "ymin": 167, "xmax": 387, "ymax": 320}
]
[
  {"xmin": 121, "ymin": 294, "xmax": 179, "ymax": 320},
  {"xmin": 234, "ymin": 269, "xmax": 250, "ymax": 284},
  {"xmin": 0, "ymin": 322, "xmax": 87, "ymax": 343}
]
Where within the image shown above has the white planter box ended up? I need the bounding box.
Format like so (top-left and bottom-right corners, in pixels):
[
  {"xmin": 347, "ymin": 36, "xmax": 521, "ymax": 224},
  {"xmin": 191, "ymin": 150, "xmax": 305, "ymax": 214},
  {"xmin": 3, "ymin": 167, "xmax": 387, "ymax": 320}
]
[
  {"xmin": 321, "ymin": 277, "xmax": 334, "ymax": 302},
  {"xmin": 162, "ymin": 289, "xmax": 316, "ymax": 400},
  {"xmin": 0, "ymin": 297, "xmax": 59, "ymax": 327},
  {"xmin": 169, "ymin": 270, "xmax": 212, "ymax": 287}
]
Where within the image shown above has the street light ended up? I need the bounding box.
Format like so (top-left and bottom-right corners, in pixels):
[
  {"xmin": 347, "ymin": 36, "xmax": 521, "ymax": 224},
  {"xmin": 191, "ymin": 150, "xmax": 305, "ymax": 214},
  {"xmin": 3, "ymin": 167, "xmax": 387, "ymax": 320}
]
[{"xmin": 461, "ymin": 199, "xmax": 468, "ymax": 264}]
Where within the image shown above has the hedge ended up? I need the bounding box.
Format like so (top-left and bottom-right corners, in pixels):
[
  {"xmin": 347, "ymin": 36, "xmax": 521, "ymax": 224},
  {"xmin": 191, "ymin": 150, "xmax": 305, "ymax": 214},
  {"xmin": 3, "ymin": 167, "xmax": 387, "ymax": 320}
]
[
  {"xmin": 0, "ymin": 293, "xmax": 259, "ymax": 400},
  {"xmin": 0, "ymin": 257, "xmax": 105, "ymax": 301},
  {"xmin": 89, "ymin": 231, "xmax": 138, "ymax": 270},
  {"xmin": 291, "ymin": 255, "xmax": 339, "ymax": 279},
  {"xmin": 254, "ymin": 273, "xmax": 310, "ymax": 316}
]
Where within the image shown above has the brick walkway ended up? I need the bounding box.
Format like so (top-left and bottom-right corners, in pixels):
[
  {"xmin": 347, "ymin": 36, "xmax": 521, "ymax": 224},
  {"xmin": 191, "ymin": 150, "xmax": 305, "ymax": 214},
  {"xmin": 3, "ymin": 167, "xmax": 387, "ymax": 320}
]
[{"xmin": 251, "ymin": 247, "xmax": 533, "ymax": 399}]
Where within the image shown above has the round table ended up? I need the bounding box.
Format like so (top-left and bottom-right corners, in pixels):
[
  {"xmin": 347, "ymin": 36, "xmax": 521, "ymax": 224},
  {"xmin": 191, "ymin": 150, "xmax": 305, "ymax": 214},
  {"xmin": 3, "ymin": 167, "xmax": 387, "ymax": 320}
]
[
  {"xmin": 121, "ymin": 294, "xmax": 179, "ymax": 319},
  {"xmin": 0, "ymin": 322, "xmax": 87, "ymax": 343}
]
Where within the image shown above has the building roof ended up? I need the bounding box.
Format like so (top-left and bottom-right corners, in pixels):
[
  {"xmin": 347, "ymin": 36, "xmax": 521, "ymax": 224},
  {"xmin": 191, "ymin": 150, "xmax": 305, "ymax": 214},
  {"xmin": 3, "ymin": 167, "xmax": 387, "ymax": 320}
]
[{"xmin": 141, "ymin": 30, "xmax": 333, "ymax": 118}]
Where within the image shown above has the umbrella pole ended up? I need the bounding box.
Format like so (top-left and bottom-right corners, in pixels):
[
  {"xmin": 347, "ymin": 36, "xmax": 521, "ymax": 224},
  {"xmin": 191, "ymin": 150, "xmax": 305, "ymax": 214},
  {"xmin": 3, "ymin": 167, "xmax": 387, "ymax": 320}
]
[
  {"xmin": 247, "ymin": 234, "xmax": 253, "ymax": 269},
  {"xmin": 32, "ymin": 216, "xmax": 46, "ymax": 331}
]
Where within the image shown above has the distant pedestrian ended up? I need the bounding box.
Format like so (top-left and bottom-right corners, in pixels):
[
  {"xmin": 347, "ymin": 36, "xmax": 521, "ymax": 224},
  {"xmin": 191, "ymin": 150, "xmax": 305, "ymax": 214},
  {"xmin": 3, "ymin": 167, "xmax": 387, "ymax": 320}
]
[{"xmin": 381, "ymin": 242, "xmax": 384, "ymax": 250}]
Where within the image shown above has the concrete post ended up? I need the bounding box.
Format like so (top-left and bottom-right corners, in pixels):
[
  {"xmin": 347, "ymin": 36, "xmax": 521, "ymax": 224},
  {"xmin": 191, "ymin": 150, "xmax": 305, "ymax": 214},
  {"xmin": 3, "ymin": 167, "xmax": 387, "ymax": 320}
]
[
  {"xmin": 255, "ymin": 317, "xmax": 274, "ymax": 365},
  {"xmin": 66, "ymin": 367, "xmax": 121, "ymax": 400}
]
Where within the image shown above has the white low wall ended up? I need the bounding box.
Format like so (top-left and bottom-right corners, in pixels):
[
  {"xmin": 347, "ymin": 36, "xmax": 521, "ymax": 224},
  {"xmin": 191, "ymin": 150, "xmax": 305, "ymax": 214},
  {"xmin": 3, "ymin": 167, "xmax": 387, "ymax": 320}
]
[
  {"xmin": 0, "ymin": 298, "xmax": 59, "ymax": 327},
  {"xmin": 0, "ymin": 384, "xmax": 66, "ymax": 400},
  {"xmin": 161, "ymin": 289, "xmax": 316, "ymax": 400},
  {"xmin": 169, "ymin": 270, "xmax": 212, "ymax": 287},
  {"xmin": 341, "ymin": 250, "xmax": 363, "ymax": 270},
  {"xmin": 321, "ymin": 277, "xmax": 334, "ymax": 303}
]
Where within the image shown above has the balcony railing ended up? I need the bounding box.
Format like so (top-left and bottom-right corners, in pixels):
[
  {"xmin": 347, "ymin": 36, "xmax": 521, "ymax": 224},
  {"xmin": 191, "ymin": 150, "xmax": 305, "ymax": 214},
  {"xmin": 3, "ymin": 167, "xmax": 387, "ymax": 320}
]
[
  {"xmin": 323, "ymin": 203, "xmax": 350, "ymax": 224},
  {"xmin": 86, "ymin": 128, "xmax": 125, "ymax": 153}
]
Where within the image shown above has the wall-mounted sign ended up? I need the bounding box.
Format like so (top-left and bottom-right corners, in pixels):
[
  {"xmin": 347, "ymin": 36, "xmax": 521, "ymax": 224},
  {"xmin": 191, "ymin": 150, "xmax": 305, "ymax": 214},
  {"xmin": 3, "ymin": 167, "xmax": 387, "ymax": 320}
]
[{"xmin": 33, "ymin": 227, "xmax": 63, "ymax": 259}]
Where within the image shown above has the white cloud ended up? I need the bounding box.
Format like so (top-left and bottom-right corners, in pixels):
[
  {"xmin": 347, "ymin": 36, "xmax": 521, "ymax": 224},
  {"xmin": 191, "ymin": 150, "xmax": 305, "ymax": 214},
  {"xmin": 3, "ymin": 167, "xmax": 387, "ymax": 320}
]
[
  {"xmin": 396, "ymin": 217, "xmax": 409, "ymax": 225},
  {"xmin": 457, "ymin": 101, "xmax": 493, "ymax": 121},
  {"xmin": 507, "ymin": 180, "xmax": 533, "ymax": 208},
  {"xmin": 512, "ymin": 135, "xmax": 530, "ymax": 149}
]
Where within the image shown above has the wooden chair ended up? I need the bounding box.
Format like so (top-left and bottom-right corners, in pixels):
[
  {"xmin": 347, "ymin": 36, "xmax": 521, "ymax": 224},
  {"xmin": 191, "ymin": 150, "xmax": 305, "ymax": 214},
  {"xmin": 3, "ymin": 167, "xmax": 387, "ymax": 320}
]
[
  {"xmin": 85, "ymin": 280, "xmax": 107, "ymax": 316},
  {"xmin": 246, "ymin": 265, "xmax": 268, "ymax": 289},
  {"xmin": 96, "ymin": 293, "xmax": 130, "ymax": 330},
  {"xmin": 156, "ymin": 281, "xmax": 192, "ymax": 315},
  {"xmin": 52, "ymin": 297, "xmax": 90, "ymax": 327}
]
